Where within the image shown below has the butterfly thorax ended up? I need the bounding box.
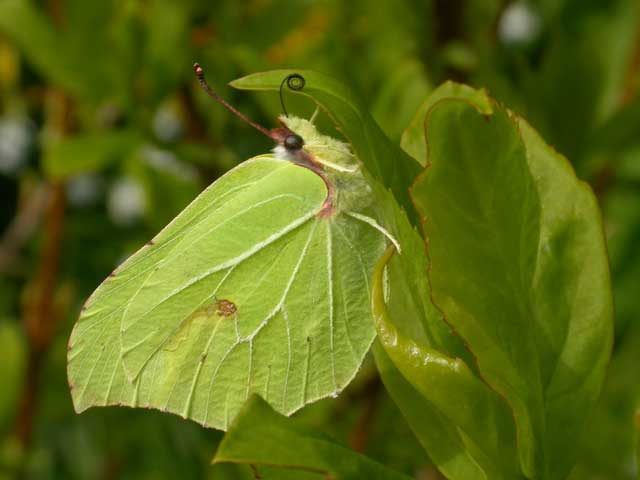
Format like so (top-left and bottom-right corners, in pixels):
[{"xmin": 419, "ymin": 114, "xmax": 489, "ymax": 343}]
[{"xmin": 274, "ymin": 116, "xmax": 373, "ymax": 217}]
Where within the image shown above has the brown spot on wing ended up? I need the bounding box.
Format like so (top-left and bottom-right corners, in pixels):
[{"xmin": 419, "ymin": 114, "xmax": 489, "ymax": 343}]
[{"xmin": 216, "ymin": 299, "xmax": 237, "ymax": 317}]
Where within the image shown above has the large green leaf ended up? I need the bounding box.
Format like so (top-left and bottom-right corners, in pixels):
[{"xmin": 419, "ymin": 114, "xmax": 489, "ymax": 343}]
[
  {"xmin": 569, "ymin": 325, "xmax": 640, "ymax": 479},
  {"xmin": 373, "ymin": 345, "xmax": 487, "ymax": 480},
  {"xmin": 367, "ymin": 169, "xmax": 469, "ymax": 361},
  {"xmin": 213, "ymin": 395, "xmax": 412, "ymax": 480},
  {"xmin": 0, "ymin": 0, "xmax": 122, "ymax": 101},
  {"xmin": 636, "ymin": 409, "xmax": 640, "ymax": 480},
  {"xmin": 520, "ymin": 116, "xmax": 614, "ymax": 477},
  {"xmin": 43, "ymin": 130, "xmax": 143, "ymax": 180},
  {"xmin": 367, "ymin": 169, "xmax": 493, "ymax": 480},
  {"xmin": 400, "ymin": 81, "xmax": 492, "ymax": 166},
  {"xmin": 0, "ymin": 320, "xmax": 26, "ymax": 429},
  {"xmin": 230, "ymin": 69, "xmax": 421, "ymax": 219},
  {"xmin": 411, "ymin": 92, "xmax": 613, "ymax": 478},
  {"xmin": 372, "ymin": 246, "xmax": 523, "ymax": 480}
]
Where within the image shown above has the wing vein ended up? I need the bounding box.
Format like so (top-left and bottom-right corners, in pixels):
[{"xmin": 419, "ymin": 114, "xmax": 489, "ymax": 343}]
[
  {"xmin": 326, "ymin": 222, "xmax": 337, "ymax": 391},
  {"xmin": 123, "ymin": 209, "xmax": 317, "ymax": 334},
  {"xmin": 282, "ymin": 305, "xmax": 292, "ymax": 411}
]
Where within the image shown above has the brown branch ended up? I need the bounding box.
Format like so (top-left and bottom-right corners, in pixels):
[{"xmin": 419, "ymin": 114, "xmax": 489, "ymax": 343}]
[
  {"xmin": 0, "ymin": 183, "xmax": 49, "ymax": 275},
  {"xmin": 592, "ymin": 17, "xmax": 640, "ymax": 201},
  {"xmin": 621, "ymin": 15, "xmax": 640, "ymax": 104},
  {"xmin": 14, "ymin": 182, "xmax": 66, "ymax": 449},
  {"xmin": 249, "ymin": 464, "xmax": 263, "ymax": 479},
  {"xmin": 347, "ymin": 374, "xmax": 382, "ymax": 453},
  {"xmin": 44, "ymin": 0, "xmax": 66, "ymax": 29},
  {"xmin": 11, "ymin": 0, "xmax": 71, "ymax": 468},
  {"xmin": 418, "ymin": 466, "xmax": 448, "ymax": 480},
  {"xmin": 591, "ymin": 164, "xmax": 616, "ymax": 201},
  {"xmin": 179, "ymin": 84, "xmax": 206, "ymax": 141}
]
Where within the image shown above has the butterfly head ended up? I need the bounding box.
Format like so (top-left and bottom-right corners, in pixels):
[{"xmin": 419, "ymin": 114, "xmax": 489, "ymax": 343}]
[
  {"xmin": 193, "ymin": 64, "xmax": 355, "ymax": 173},
  {"xmin": 283, "ymin": 133, "xmax": 304, "ymax": 152},
  {"xmin": 276, "ymin": 116, "xmax": 357, "ymax": 173},
  {"xmin": 272, "ymin": 116, "xmax": 327, "ymax": 167}
]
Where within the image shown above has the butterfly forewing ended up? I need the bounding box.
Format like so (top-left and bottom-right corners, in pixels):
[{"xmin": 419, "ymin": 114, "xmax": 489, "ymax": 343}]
[{"xmin": 119, "ymin": 157, "xmax": 326, "ymax": 380}]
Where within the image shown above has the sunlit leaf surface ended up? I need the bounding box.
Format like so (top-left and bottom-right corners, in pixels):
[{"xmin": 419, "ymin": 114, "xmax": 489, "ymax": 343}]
[
  {"xmin": 214, "ymin": 395, "xmax": 413, "ymax": 480},
  {"xmin": 411, "ymin": 93, "xmax": 613, "ymax": 478}
]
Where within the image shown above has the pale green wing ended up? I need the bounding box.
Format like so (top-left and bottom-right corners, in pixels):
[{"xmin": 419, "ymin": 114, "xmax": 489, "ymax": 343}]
[{"xmin": 68, "ymin": 155, "xmax": 384, "ymax": 430}]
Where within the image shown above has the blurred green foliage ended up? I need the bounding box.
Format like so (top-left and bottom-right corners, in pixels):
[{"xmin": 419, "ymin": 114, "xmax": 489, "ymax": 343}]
[{"xmin": 0, "ymin": 0, "xmax": 638, "ymax": 478}]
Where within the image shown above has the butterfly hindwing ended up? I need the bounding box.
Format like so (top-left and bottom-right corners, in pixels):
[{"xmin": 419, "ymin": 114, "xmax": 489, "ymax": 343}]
[{"xmin": 68, "ymin": 155, "xmax": 385, "ymax": 429}]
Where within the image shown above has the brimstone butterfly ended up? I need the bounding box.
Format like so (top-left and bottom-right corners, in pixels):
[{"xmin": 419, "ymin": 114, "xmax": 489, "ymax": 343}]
[{"xmin": 67, "ymin": 65, "xmax": 399, "ymax": 430}]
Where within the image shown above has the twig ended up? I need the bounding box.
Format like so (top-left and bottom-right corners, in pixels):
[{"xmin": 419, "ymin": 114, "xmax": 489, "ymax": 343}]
[
  {"xmin": 12, "ymin": 1, "xmax": 70, "ymax": 470},
  {"xmin": 592, "ymin": 17, "xmax": 640, "ymax": 201},
  {"xmin": 591, "ymin": 164, "xmax": 615, "ymax": 201},
  {"xmin": 418, "ymin": 466, "xmax": 448, "ymax": 480},
  {"xmin": 0, "ymin": 183, "xmax": 49, "ymax": 275},
  {"xmin": 621, "ymin": 15, "xmax": 640, "ymax": 104},
  {"xmin": 250, "ymin": 464, "xmax": 263, "ymax": 479},
  {"xmin": 14, "ymin": 181, "xmax": 66, "ymax": 448},
  {"xmin": 347, "ymin": 374, "xmax": 382, "ymax": 453}
]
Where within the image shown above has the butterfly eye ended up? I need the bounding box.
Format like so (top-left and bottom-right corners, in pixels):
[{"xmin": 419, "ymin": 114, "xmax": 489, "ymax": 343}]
[{"xmin": 284, "ymin": 133, "xmax": 304, "ymax": 151}]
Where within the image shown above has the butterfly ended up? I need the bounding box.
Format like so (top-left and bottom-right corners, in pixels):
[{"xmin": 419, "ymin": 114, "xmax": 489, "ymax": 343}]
[{"xmin": 67, "ymin": 64, "xmax": 399, "ymax": 430}]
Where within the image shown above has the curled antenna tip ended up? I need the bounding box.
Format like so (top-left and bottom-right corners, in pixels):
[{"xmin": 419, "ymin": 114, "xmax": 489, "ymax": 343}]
[{"xmin": 193, "ymin": 62, "xmax": 204, "ymax": 77}]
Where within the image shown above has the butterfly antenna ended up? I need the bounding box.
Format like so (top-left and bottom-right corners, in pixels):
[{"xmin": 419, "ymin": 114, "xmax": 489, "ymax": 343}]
[
  {"xmin": 279, "ymin": 73, "xmax": 306, "ymax": 118},
  {"xmin": 193, "ymin": 63, "xmax": 272, "ymax": 138}
]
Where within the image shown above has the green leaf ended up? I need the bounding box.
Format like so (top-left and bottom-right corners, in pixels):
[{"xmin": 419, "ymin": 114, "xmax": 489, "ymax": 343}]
[
  {"xmin": 0, "ymin": 0, "xmax": 120, "ymax": 101},
  {"xmin": 123, "ymin": 148, "xmax": 201, "ymax": 231},
  {"xmin": 43, "ymin": 131, "xmax": 143, "ymax": 180},
  {"xmin": 366, "ymin": 175, "xmax": 493, "ymax": 479},
  {"xmin": 0, "ymin": 320, "xmax": 26, "ymax": 429},
  {"xmin": 411, "ymin": 93, "xmax": 613, "ymax": 478},
  {"xmin": 0, "ymin": 0, "xmax": 81, "ymax": 96},
  {"xmin": 400, "ymin": 81, "xmax": 492, "ymax": 165},
  {"xmin": 371, "ymin": 59, "xmax": 432, "ymax": 142},
  {"xmin": 213, "ymin": 395, "xmax": 412, "ymax": 480},
  {"xmin": 570, "ymin": 326, "xmax": 640, "ymax": 478},
  {"xmin": 589, "ymin": 94, "xmax": 640, "ymax": 155},
  {"xmin": 356, "ymin": 123, "xmax": 508, "ymax": 478},
  {"xmin": 373, "ymin": 344, "xmax": 486, "ymax": 480},
  {"xmin": 370, "ymin": 177, "xmax": 472, "ymax": 362},
  {"xmin": 142, "ymin": 1, "xmax": 193, "ymax": 102},
  {"xmin": 603, "ymin": 185, "xmax": 640, "ymax": 334},
  {"xmin": 519, "ymin": 116, "xmax": 614, "ymax": 479},
  {"xmin": 68, "ymin": 153, "xmax": 387, "ymax": 430},
  {"xmin": 520, "ymin": 0, "xmax": 639, "ymax": 166},
  {"xmin": 230, "ymin": 69, "xmax": 421, "ymax": 218},
  {"xmin": 636, "ymin": 409, "xmax": 640, "ymax": 480},
  {"xmin": 371, "ymin": 247, "xmax": 522, "ymax": 480},
  {"xmin": 213, "ymin": 462, "xmax": 320, "ymax": 480}
]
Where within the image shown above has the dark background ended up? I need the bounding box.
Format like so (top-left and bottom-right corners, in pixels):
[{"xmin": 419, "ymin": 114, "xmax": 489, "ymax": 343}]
[{"xmin": 0, "ymin": 1, "xmax": 638, "ymax": 478}]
